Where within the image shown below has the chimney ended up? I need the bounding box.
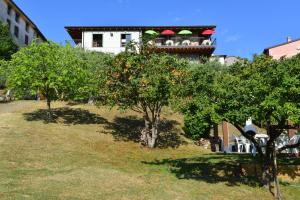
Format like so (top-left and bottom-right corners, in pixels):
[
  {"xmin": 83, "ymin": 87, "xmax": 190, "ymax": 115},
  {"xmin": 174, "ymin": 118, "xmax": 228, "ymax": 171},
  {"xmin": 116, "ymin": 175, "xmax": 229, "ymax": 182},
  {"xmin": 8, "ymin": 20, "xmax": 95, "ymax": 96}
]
[{"xmin": 287, "ymin": 36, "xmax": 292, "ymax": 43}]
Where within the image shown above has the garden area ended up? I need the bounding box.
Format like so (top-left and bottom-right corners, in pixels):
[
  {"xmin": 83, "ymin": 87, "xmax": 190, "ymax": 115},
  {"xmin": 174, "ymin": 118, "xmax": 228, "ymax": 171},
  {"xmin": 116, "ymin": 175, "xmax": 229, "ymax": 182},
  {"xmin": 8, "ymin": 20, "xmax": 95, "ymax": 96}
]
[
  {"xmin": 0, "ymin": 22, "xmax": 300, "ymax": 199},
  {"xmin": 0, "ymin": 101, "xmax": 299, "ymax": 199}
]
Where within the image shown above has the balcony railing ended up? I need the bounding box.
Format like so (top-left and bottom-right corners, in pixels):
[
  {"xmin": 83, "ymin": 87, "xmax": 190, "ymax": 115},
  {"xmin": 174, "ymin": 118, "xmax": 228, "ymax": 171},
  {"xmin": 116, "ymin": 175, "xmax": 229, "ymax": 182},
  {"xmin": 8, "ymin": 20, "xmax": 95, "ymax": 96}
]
[{"xmin": 152, "ymin": 37, "xmax": 216, "ymax": 48}]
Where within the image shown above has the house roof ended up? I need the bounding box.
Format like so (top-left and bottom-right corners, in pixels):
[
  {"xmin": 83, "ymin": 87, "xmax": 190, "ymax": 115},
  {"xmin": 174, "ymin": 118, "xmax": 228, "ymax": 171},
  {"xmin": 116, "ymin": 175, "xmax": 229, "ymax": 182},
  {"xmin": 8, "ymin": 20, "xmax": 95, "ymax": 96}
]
[
  {"xmin": 263, "ymin": 38, "xmax": 300, "ymax": 54},
  {"xmin": 6, "ymin": 0, "xmax": 47, "ymax": 41},
  {"xmin": 65, "ymin": 25, "xmax": 216, "ymax": 42}
]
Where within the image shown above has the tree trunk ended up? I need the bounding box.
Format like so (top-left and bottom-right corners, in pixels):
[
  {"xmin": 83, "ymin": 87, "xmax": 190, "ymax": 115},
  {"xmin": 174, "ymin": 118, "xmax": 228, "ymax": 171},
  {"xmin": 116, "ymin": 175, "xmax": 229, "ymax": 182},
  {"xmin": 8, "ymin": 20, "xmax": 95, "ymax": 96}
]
[
  {"xmin": 46, "ymin": 98, "xmax": 52, "ymax": 120},
  {"xmin": 140, "ymin": 108, "xmax": 160, "ymax": 148},
  {"xmin": 148, "ymin": 124, "xmax": 158, "ymax": 148},
  {"xmin": 141, "ymin": 115, "xmax": 151, "ymax": 146},
  {"xmin": 261, "ymin": 147, "xmax": 273, "ymax": 188}
]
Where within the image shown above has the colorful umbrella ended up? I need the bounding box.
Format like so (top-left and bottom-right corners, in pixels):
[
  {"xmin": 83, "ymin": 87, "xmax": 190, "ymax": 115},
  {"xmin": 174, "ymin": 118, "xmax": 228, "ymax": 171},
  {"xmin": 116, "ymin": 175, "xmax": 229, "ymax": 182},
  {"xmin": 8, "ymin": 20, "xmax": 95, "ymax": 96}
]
[
  {"xmin": 161, "ymin": 30, "xmax": 175, "ymax": 35},
  {"xmin": 178, "ymin": 30, "xmax": 193, "ymax": 35},
  {"xmin": 145, "ymin": 30, "xmax": 159, "ymax": 35},
  {"xmin": 202, "ymin": 29, "xmax": 215, "ymax": 35}
]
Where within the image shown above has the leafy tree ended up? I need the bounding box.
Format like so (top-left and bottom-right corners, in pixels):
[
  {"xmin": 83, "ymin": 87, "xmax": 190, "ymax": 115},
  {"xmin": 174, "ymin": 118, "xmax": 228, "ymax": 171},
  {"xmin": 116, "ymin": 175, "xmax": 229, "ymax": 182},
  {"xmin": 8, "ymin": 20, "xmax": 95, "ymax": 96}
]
[
  {"xmin": 177, "ymin": 61, "xmax": 222, "ymax": 139},
  {"xmin": 75, "ymin": 49, "xmax": 113, "ymax": 102},
  {"xmin": 105, "ymin": 47, "xmax": 187, "ymax": 148},
  {"xmin": 7, "ymin": 41, "xmax": 87, "ymax": 117},
  {"xmin": 179, "ymin": 54, "xmax": 300, "ymax": 193},
  {"xmin": 217, "ymin": 55, "xmax": 300, "ymax": 192},
  {"xmin": 0, "ymin": 22, "xmax": 18, "ymax": 60}
]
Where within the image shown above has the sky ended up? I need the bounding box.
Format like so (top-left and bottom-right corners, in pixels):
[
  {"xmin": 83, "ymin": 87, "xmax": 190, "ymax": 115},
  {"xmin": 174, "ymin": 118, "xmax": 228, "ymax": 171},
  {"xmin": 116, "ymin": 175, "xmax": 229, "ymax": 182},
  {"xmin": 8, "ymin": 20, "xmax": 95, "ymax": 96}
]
[{"xmin": 14, "ymin": 0, "xmax": 300, "ymax": 58}]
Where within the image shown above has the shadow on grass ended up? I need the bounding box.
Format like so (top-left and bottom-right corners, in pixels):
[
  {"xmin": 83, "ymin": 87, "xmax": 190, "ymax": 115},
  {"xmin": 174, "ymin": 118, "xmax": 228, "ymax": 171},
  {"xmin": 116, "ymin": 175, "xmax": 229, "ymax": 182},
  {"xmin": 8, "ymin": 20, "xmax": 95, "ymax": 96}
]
[
  {"xmin": 24, "ymin": 108, "xmax": 187, "ymax": 148},
  {"xmin": 23, "ymin": 107, "xmax": 108, "ymax": 125},
  {"xmin": 104, "ymin": 116, "xmax": 187, "ymax": 148},
  {"xmin": 142, "ymin": 154, "xmax": 261, "ymax": 187}
]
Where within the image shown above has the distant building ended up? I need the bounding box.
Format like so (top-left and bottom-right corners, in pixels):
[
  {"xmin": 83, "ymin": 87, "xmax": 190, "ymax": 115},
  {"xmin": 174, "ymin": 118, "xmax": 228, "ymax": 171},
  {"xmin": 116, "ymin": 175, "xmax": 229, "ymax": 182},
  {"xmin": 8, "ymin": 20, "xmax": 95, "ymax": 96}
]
[
  {"xmin": 263, "ymin": 37, "xmax": 300, "ymax": 60},
  {"xmin": 0, "ymin": 0, "xmax": 46, "ymax": 47},
  {"xmin": 211, "ymin": 55, "xmax": 240, "ymax": 65},
  {"xmin": 65, "ymin": 25, "xmax": 216, "ymax": 60}
]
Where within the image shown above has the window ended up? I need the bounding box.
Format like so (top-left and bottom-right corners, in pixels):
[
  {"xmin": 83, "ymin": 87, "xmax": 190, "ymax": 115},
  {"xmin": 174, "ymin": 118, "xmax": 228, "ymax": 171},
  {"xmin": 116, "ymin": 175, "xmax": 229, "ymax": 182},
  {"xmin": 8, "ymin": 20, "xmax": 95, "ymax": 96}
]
[
  {"xmin": 121, "ymin": 34, "xmax": 132, "ymax": 47},
  {"xmin": 14, "ymin": 26, "xmax": 19, "ymax": 38},
  {"xmin": 6, "ymin": 19, "xmax": 11, "ymax": 29},
  {"xmin": 25, "ymin": 35, "xmax": 29, "ymax": 45},
  {"xmin": 7, "ymin": 5, "xmax": 12, "ymax": 15},
  {"xmin": 92, "ymin": 34, "xmax": 103, "ymax": 47},
  {"xmin": 25, "ymin": 22, "xmax": 29, "ymax": 32},
  {"xmin": 15, "ymin": 13, "xmax": 20, "ymax": 23}
]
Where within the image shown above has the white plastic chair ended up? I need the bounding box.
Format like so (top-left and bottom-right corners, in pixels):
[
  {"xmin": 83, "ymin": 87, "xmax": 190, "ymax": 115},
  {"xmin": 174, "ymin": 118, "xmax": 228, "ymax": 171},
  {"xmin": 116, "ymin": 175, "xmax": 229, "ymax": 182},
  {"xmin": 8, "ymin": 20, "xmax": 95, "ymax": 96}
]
[
  {"xmin": 255, "ymin": 134, "xmax": 269, "ymax": 154},
  {"xmin": 275, "ymin": 134, "xmax": 290, "ymax": 152},
  {"xmin": 240, "ymin": 136, "xmax": 251, "ymax": 153},
  {"xmin": 182, "ymin": 40, "xmax": 191, "ymax": 46},
  {"xmin": 290, "ymin": 135, "xmax": 300, "ymax": 154},
  {"xmin": 202, "ymin": 39, "xmax": 212, "ymax": 46},
  {"xmin": 166, "ymin": 40, "xmax": 174, "ymax": 46},
  {"xmin": 234, "ymin": 136, "xmax": 244, "ymax": 153}
]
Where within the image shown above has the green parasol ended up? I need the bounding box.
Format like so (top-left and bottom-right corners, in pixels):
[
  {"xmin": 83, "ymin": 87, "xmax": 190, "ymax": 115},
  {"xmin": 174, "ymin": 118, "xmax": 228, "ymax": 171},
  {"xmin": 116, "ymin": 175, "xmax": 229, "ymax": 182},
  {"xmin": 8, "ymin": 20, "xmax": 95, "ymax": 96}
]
[
  {"xmin": 145, "ymin": 30, "xmax": 159, "ymax": 35},
  {"xmin": 178, "ymin": 30, "xmax": 193, "ymax": 35}
]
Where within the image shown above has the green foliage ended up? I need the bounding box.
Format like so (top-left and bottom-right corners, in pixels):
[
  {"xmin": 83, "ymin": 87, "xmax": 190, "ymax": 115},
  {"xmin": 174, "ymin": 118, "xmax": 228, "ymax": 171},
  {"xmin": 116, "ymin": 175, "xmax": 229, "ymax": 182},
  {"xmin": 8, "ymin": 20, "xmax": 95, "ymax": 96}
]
[
  {"xmin": 0, "ymin": 22, "xmax": 18, "ymax": 60},
  {"xmin": 105, "ymin": 48, "xmax": 188, "ymax": 148},
  {"xmin": 0, "ymin": 59, "xmax": 7, "ymax": 88},
  {"xmin": 177, "ymin": 61, "xmax": 223, "ymax": 139},
  {"xmin": 219, "ymin": 54, "xmax": 300, "ymax": 127},
  {"xmin": 106, "ymin": 52, "xmax": 187, "ymax": 110},
  {"xmin": 7, "ymin": 41, "xmax": 88, "ymax": 110},
  {"xmin": 74, "ymin": 49, "xmax": 113, "ymax": 101}
]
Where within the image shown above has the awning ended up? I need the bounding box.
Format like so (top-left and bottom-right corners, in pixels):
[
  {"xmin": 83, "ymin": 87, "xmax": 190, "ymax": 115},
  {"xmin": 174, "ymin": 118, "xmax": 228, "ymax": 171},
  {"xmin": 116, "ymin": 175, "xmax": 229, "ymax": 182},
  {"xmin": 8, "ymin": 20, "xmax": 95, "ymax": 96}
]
[
  {"xmin": 161, "ymin": 30, "xmax": 175, "ymax": 35},
  {"xmin": 202, "ymin": 29, "xmax": 215, "ymax": 35},
  {"xmin": 178, "ymin": 30, "xmax": 193, "ymax": 35}
]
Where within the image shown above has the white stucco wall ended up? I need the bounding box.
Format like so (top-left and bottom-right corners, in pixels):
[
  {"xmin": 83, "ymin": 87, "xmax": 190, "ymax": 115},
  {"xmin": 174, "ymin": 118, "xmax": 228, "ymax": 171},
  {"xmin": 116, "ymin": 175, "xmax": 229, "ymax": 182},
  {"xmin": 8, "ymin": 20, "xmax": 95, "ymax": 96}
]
[
  {"xmin": 0, "ymin": 0, "xmax": 38, "ymax": 47},
  {"xmin": 0, "ymin": 0, "xmax": 8, "ymax": 24},
  {"xmin": 82, "ymin": 31, "xmax": 141, "ymax": 54}
]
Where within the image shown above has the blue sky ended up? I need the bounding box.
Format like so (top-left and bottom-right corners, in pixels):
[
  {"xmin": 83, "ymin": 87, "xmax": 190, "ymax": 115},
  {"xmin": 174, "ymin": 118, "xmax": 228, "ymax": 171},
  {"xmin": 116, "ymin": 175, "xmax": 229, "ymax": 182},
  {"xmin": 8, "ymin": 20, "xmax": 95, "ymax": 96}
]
[{"xmin": 14, "ymin": 0, "xmax": 300, "ymax": 58}]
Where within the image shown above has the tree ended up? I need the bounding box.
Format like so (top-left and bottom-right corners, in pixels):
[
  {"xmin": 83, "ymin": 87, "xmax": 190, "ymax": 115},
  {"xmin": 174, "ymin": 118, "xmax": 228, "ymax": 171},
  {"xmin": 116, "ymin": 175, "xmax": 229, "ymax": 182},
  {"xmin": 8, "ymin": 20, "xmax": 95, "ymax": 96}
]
[
  {"xmin": 0, "ymin": 22, "xmax": 18, "ymax": 60},
  {"xmin": 177, "ymin": 61, "xmax": 222, "ymax": 140},
  {"xmin": 217, "ymin": 55, "xmax": 300, "ymax": 193},
  {"xmin": 74, "ymin": 49, "xmax": 113, "ymax": 102},
  {"xmin": 105, "ymin": 47, "xmax": 187, "ymax": 148},
  {"xmin": 179, "ymin": 54, "xmax": 300, "ymax": 195},
  {"xmin": 7, "ymin": 41, "xmax": 87, "ymax": 117}
]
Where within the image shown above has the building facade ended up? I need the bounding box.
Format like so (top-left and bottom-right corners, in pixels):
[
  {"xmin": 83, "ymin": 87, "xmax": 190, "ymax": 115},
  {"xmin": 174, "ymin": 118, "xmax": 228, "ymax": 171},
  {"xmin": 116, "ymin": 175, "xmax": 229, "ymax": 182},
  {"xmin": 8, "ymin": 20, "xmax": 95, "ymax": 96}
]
[
  {"xmin": 0, "ymin": 0, "xmax": 46, "ymax": 47},
  {"xmin": 264, "ymin": 37, "xmax": 300, "ymax": 60},
  {"xmin": 65, "ymin": 26, "xmax": 216, "ymax": 59}
]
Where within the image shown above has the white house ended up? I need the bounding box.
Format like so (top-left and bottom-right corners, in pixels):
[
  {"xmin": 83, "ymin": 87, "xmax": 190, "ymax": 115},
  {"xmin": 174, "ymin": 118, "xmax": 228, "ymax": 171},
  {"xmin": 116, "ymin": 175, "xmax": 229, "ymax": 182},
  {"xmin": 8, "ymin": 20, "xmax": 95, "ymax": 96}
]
[
  {"xmin": 0, "ymin": 0, "xmax": 46, "ymax": 47},
  {"xmin": 65, "ymin": 26, "xmax": 216, "ymax": 59}
]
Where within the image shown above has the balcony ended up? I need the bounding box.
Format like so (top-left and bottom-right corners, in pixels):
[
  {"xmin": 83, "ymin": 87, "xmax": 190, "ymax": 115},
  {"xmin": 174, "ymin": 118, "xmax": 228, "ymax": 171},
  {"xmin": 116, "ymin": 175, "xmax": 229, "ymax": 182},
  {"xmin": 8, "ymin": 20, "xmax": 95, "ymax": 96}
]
[{"xmin": 149, "ymin": 37, "xmax": 216, "ymax": 55}]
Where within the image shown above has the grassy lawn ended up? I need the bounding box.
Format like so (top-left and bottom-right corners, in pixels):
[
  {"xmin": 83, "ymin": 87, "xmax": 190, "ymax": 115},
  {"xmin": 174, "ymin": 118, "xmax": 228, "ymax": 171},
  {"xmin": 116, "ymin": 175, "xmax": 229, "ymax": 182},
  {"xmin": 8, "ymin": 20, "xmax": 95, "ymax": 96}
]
[{"xmin": 0, "ymin": 101, "xmax": 299, "ymax": 199}]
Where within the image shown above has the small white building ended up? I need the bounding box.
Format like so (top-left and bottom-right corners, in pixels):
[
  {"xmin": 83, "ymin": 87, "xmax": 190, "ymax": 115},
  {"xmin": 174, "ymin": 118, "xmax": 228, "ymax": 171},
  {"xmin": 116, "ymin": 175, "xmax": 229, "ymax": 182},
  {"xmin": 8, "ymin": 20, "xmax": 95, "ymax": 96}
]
[
  {"xmin": 0, "ymin": 0, "xmax": 46, "ymax": 47},
  {"xmin": 65, "ymin": 26, "xmax": 216, "ymax": 59},
  {"xmin": 211, "ymin": 55, "xmax": 240, "ymax": 65}
]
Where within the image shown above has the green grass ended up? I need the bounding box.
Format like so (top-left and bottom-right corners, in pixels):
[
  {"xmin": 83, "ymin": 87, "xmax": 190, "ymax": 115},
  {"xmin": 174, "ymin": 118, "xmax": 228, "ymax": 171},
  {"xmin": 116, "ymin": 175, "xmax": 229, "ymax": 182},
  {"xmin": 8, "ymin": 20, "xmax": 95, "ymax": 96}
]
[{"xmin": 0, "ymin": 101, "xmax": 299, "ymax": 199}]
